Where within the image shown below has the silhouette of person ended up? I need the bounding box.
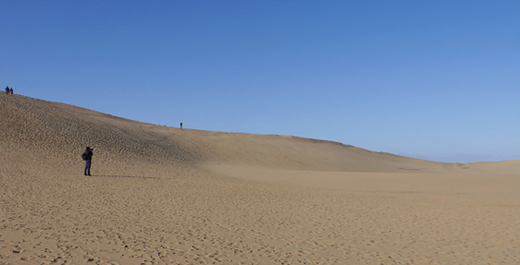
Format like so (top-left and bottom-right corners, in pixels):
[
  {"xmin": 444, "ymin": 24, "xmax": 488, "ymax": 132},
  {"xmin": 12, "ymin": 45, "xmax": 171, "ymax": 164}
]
[
  {"xmin": 5, "ymin": 86, "xmax": 8, "ymax": 94},
  {"xmin": 9, "ymin": 88, "xmax": 13, "ymax": 94},
  {"xmin": 180, "ymin": 122, "xmax": 183, "ymax": 129},
  {"xmin": 82, "ymin": 147, "xmax": 93, "ymax": 176}
]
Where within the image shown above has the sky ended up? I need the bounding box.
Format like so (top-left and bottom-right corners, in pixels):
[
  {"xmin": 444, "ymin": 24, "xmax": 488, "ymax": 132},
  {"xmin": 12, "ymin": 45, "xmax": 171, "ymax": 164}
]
[{"xmin": 1, "ymin": 1, "xmax": 519, "ymax": 163}]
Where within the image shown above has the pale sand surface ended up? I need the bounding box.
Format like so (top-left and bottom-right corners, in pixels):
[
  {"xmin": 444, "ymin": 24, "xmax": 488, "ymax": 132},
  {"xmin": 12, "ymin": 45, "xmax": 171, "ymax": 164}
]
[{"xmin": 1, "ymin": 94, "xmax": 519, "ymax": 265}]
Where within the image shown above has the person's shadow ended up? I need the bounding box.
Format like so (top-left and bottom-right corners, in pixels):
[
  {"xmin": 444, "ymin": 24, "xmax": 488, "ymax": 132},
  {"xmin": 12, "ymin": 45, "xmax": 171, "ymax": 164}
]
[{"xmin": 90, "ymin": 175, "xmax": 169, "ymax": 179}]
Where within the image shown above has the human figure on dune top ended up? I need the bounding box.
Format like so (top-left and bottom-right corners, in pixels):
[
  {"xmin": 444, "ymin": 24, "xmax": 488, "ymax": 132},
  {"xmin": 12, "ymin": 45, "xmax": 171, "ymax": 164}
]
[
  {"xmin": 5, "ymin": 86, "xmax": 8, "ymax": 94},
  {"xmin": 82, "ymin": 147, "xmax": 93, "ymax": 176},
  {"xmin": 9, "ymin": 87, "xmax": 13, "ymax": 94}
]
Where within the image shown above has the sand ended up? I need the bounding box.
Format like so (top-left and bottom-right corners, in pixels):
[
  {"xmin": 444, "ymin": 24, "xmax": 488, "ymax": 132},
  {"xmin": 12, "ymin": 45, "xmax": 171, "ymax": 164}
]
[{"xmin": 1, "ymin": 93, "xmax": 519, "ymax": 265}]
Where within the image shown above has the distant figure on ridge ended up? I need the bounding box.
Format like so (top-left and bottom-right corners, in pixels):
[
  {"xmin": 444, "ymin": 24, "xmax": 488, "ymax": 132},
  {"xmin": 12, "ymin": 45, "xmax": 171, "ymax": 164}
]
[
  {"xmin": 81, "ymin": 147, "xmax": 93, "ymax": 176},
  {"xmin": 5, "ymin": 86, "xmax": 9, "ymax": 94},
  {"xmin": 180, "ymin": 122, "xmax": 183, "ymax": 129},
  {"xmin": 9, "ymin": 87, "xmax": 13, "ymax": 94}
]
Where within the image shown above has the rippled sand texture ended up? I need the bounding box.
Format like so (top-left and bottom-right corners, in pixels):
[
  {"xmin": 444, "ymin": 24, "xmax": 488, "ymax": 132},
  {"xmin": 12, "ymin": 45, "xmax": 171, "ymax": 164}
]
[{"xmin": 1, "ymin": 94, "xmax": 519, "ymax": 264}]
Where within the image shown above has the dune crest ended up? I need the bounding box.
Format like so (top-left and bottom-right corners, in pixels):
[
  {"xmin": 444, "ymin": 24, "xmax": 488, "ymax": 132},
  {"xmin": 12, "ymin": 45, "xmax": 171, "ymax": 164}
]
[{"xmin": 1, "ymin": 94, "xmax": 517, "ymax": 176}]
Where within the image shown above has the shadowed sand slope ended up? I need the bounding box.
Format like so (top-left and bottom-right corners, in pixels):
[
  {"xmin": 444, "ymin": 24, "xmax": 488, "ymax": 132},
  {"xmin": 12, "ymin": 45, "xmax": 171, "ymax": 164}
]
[
  {"xmin": 2, "ymin": 94, "xmax": 518, "ymax": 175},
  {"xmin": 2, "ymin": 94, "xmax": 519, "ymax": 265}
]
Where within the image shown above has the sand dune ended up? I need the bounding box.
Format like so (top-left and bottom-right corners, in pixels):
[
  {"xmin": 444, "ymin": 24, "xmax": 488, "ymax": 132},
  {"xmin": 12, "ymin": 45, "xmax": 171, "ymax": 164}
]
[{"xmin": 1, "ymin": 94, "xmax": 519, "ymax": 264}]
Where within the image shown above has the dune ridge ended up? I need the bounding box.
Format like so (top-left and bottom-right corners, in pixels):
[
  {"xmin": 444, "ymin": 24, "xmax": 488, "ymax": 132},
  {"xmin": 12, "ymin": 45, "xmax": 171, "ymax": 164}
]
[
  {"xmin": 2, "ymin": 94, "xmax": 517, "ymax": 175},
  {"xmin": 1, "ymin": 94, "xmax": 519, "ymax": 264}
]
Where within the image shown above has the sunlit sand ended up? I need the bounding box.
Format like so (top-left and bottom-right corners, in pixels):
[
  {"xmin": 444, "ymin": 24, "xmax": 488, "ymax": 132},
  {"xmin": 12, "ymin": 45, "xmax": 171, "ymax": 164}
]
[{"xmin": 2, "ymin": 94, "xmax": 519, "ymax": 264}]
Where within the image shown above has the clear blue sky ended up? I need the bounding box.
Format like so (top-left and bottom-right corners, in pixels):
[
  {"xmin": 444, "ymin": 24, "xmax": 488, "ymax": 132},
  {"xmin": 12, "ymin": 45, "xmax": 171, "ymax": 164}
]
[{"xmin": 2, "ymin": 1, "xmax": 519, "ymax": 163}]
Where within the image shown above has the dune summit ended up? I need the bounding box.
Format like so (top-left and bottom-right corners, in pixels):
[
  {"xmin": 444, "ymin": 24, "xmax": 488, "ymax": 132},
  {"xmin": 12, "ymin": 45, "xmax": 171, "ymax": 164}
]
[{"xmin": 1, "ymin": 94, "xmax": 519, "ymax": 264}]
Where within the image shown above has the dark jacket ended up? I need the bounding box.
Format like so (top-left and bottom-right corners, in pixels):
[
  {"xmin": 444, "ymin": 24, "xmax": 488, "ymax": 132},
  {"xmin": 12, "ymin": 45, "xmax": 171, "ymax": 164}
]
[{"xmin": 83, "ymin": 150, "xmax": 93, "ymax": 161}]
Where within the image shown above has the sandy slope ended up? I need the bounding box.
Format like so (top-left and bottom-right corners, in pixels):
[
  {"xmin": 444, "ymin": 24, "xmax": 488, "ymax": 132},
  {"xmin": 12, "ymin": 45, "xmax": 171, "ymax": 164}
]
[{"xmin": 1, "ymin": 94, "xmax": 519, "ymax": 265}]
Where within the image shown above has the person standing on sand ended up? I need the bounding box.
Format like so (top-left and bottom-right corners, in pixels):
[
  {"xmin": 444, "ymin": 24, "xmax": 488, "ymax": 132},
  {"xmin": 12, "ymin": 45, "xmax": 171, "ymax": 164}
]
[
  {"xmin": 9, "ymin": 87, "xmax": 13, "ymax": 94},
  {"xmin": 5, "ymin": 86, "xmax": 9, "ymax": 94},
  {"xmin": 82, "ymin": 147, "xmax": 93, "ymax": 176},
  {"xmin": 180, "ymin": 122, "xmax": 183, "ymax": 129}
]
